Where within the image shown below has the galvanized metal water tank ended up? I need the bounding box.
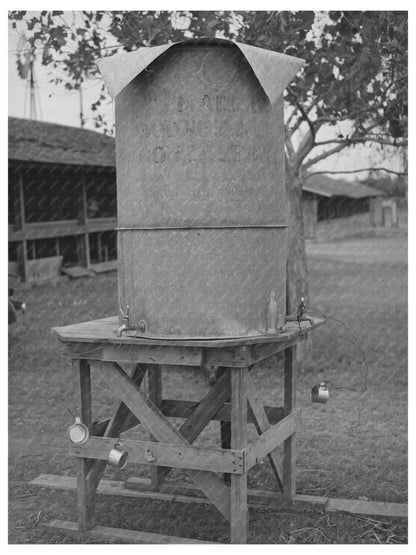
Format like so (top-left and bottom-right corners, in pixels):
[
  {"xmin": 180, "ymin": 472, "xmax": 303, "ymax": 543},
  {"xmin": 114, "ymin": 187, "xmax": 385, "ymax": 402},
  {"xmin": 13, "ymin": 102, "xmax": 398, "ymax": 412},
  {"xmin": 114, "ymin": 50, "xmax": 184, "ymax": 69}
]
[{"xmin": 98, "ymin": 39, "xmax": 304, "ymax": 338}]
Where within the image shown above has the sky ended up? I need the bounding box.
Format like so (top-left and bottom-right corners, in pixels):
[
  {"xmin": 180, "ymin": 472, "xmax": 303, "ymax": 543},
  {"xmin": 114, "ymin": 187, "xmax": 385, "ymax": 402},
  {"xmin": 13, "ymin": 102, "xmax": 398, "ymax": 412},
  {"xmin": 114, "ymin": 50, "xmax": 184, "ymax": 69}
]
[
  {"xmin": 8, "ymin": 16, "xmax": 115, "ymax": 130},
  {"xmin": 7, "ymin": 10, "xmax": 406, "ymax": 179}
]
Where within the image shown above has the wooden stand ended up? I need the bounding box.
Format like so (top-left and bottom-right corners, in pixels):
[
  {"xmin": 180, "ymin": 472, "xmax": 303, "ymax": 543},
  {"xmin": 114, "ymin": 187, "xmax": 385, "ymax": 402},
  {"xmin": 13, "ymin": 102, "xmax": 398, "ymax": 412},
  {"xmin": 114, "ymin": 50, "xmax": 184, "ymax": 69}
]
[{"xmin": 36, "ymin": 316, "xmax": 325, "ymax": 543}]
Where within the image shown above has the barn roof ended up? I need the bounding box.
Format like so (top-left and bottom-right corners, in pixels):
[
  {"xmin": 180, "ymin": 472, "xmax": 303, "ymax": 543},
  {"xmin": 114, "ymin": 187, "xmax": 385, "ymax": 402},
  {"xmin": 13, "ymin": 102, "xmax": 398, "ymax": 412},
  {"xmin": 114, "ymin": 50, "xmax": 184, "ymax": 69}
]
[
  {"xmin": 8, "ymin": 117, "xmax": 116, "ymax": 168},
  {"xmin": 303, "ymin": 174, "xmax": 383, "ymax": 199}
]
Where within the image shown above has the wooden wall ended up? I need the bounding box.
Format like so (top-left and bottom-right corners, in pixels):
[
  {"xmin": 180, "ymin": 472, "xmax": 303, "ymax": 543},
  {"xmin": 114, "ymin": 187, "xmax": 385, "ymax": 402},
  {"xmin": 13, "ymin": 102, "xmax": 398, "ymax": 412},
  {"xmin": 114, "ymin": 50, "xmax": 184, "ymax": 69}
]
[{"xmin": 8, "ymin": 160, "xmax": 117, "ymax": 282}]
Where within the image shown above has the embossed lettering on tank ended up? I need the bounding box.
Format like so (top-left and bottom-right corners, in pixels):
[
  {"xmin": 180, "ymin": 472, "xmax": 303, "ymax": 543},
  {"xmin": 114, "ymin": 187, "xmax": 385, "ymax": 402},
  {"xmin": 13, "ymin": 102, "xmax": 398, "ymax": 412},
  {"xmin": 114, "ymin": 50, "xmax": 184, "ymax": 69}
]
[{"xmin": 118, "ymin": 47, "xmax": 281, "ymax": 225}]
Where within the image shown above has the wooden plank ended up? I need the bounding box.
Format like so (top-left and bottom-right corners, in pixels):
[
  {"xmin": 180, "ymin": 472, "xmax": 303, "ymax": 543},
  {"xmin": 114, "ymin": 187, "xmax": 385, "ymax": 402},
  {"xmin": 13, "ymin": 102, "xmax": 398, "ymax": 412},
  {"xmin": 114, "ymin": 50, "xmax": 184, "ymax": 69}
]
[
  {"xmin": 70, "ymin": 437, "xmax": 245, "ymax": 474},
  {"xmin": 61, "ymin": 343, "xmax": 104, "ymax": 359},
  {"xmin": 283, "ymin": 345, "xmax": 297, "ymax": 498},
  {"xmin": 162, "ymin": 399, "xmax": 284, "ymax": 425},
  {"xmin": 218, "ymin": 367, "xmax": 231, "ymax": 486},
  {"xmin": 177, "ymin": 370, "xmax": 231, "ymax": 443},
  {"xmin": 324, "ymin": 497, "xmax": 408, "ymax": 518},
  {"xmin": 92, "ymin": 400, "xmax": 284, "ymax": 437},
  {"xmin": 9, "ymin": 219, "xmax": 118, "ymax": 241},
  {"xmin": 92, "ymin": 360, "xmax": 231, "ymax": 522},
  {"xmin": 72, "ymin": 359, "xmax": 96, "ymax": 531},
  {"xmin": 248, "ymin": 338, "xmax": 300, "ymax": 365},
  {"xmin": 89, "ymin": 260, "xmax": 118, "ymax": 274},
  {"xmin": 148, "ymin": 365, "xmax": 163, "ymax": 490},
  {"xmin": 84, "ymin": 364, "xmax": 147, "ymax": 496},
  {"xmin": 246, "ymin": 411, "xmax": 300, "ymax": 469},
  {"xmin": 102, "ymin": 345, "xmax": 203, "ymax": 366},
  {"xmin": 61, "ymin": 266, "xmax": 94, "ymax": 279},
  {"xmin": 52, "ymin": 315, "xmax": 326, "ymax": 349},
  {"xmin": 247, "ymin": 374, "xmax": 283, "ymax": 491},
  {"xmin": 230, "ymin": 367, "xmax": 248, "ymax": 544},
  {"xmin": 61, "ymin": 342, "xmax": 203, "ymax": 367},
  {"xmin": 14, "ymin": 166, "xmax": 25, "ymax": 231},
  {"xmin": 31, "ymin": 475, "xmax": 408, "ymax": 519},
  {"xmin": 43, "ymin": 520, "xmax": 213, "ymax": 544},
  {"xmin": 204, "ymin": 346, "xmax": 249, "ymax": 367},
  {"xmin": 26, "ymin": 256, "xmax": 63, "ymax": 283},
  {"xmin": 31, "ymin": 474, "xmax": 211, "ymax": 506},
  {"xmin": 157, "ymin": 369, "xmax": 232, "ymax": 481}
]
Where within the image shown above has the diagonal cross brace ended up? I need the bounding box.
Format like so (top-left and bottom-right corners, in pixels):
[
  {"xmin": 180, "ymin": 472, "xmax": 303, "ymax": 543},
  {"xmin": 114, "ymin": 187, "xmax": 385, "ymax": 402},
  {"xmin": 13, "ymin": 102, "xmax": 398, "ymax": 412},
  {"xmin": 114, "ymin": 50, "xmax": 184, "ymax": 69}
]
[
  {"xmin": 85, "ymin": 363, "xmax": 148, "ymax": 493},
  {"xmin": 157, "ymin": 369, "xmax": 232, "ymax": 481},
  {"xmin": 91, "ymin": 360, "xmax": 232, "ymax": 522},
  {"xmin": 247, "ymin": 373, "xmax": 284, "ymax": 492}
]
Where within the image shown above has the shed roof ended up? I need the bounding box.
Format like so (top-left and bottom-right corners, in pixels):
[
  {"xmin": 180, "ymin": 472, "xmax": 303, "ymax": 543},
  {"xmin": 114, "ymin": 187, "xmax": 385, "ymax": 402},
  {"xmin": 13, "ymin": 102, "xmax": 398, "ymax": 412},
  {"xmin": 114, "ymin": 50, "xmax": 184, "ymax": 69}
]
[
  {"xmin": 303, "ymin": 174, "xmax": 383, "ymax": 199},
  {"xmin": 8, "ymin": 117, "xmax": 116, "ymax": 168}
]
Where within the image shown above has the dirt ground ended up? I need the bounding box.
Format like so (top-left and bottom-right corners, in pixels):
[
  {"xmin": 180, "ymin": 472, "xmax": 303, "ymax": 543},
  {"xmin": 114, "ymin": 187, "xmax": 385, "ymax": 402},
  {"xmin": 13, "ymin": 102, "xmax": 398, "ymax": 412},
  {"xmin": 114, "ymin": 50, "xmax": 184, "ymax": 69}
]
[{"xmin": 8, "ymin": 222, "xmax": 407, "ymax": 544}]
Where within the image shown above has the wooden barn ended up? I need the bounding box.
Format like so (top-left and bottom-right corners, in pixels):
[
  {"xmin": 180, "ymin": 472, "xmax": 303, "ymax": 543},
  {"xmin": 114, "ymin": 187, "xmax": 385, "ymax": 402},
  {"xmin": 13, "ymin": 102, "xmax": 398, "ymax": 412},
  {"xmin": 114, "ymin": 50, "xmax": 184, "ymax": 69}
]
[
  {"xmin": 302, "ymin": 174, "xmax": 383, "ymax": 239},
  {"xmin": 8, "ymin": 117, "xmax": 117, "ymax": 283}
]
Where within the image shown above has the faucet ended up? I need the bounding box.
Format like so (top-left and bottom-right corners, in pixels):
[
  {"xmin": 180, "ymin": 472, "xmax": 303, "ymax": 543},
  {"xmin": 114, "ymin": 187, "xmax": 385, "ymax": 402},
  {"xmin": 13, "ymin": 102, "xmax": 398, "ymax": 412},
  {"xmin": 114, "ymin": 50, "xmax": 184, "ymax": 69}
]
[
  {"xmin": 285, "ymin": 296, "xmax": 315, "ymax": 330},
  {"xmin": 117, "ymin": 305, "xmax": 147, "ymax": 337}
]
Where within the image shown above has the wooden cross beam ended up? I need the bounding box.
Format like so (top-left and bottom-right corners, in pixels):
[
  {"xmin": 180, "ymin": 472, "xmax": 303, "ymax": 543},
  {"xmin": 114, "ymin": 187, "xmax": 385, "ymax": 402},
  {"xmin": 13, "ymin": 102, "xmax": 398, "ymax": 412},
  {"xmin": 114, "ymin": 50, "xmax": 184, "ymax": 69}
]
[
  {"xmin": 91, "ymin": 360, "xmax": 232, "ymax": 522},
  {"xmin": 84, "ymin": 363, "xmax": 148, "ymax": 495},
  {"xmin": 246, "ymin": 373, "xmax": 284, "ymax": 492},
  {"xmin": 157, "ymin": 369, "xmax": 232, "ymax": 481}
]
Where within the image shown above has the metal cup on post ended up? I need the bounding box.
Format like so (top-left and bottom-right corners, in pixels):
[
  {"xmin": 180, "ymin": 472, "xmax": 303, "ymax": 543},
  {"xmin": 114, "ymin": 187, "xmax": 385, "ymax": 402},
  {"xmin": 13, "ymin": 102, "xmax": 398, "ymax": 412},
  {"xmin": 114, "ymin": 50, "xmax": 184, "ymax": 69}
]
[
  {"xmin": 107, "ymin": 440, "xmax": 128, "ymax": 470},
  {"xmin": 67, "ymin": 417, "xmax": 89, "ymax": 445},
  {"xmin": 311, "ymin": 382, "xmax": 330, "ymax": 404}
]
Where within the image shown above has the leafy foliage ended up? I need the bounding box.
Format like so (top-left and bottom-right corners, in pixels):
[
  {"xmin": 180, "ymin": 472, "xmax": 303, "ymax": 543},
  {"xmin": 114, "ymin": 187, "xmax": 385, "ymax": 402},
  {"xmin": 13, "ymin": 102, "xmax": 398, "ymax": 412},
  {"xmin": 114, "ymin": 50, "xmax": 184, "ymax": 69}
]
[{"xmin": 9, "ymin": 10, "xmax": 407, "ymax": 175}]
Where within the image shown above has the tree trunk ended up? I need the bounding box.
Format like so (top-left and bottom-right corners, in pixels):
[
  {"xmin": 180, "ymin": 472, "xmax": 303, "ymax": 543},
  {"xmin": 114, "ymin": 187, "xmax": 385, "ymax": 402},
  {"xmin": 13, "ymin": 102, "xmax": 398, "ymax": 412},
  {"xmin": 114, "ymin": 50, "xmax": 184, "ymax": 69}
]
[
  {"xmin": 285, "ymin": 162, "xmax": 309, "ymax": 313},
  {"xmin": 285, "ymin": 162, "xmax": 311, "ymax": 373}
]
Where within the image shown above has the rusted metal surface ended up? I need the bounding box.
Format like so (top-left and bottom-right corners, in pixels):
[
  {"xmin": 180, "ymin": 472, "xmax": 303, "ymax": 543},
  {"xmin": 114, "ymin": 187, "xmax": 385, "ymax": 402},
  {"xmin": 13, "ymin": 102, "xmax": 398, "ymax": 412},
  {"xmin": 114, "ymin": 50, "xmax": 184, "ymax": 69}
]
[{"xmin": 99, "ymin": 41, "xmax": 303, "ymax": 338}]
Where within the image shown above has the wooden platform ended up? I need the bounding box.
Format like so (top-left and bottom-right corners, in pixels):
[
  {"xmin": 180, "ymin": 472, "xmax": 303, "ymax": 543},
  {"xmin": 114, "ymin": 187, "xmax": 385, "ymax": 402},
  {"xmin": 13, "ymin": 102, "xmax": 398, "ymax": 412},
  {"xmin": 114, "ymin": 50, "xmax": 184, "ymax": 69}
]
[
  {"xmin": 52, "ymin": 315, "xmax": 325, "ymax": 370},
  {"xmin": 40, "ymin": 316, "xmax": 330, "ymax": 543},
  {"xmin": 53, "ymin": 315, "xmax": 325, "ymax": 348}
]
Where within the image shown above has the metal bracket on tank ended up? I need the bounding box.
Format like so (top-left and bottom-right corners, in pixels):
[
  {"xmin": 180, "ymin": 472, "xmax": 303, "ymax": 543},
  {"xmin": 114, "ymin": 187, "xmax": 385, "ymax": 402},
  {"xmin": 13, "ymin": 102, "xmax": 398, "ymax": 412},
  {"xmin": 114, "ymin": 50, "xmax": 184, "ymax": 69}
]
[{"xmin": 117, "ymin": 305, "xmax": 147, "ymax": 337}]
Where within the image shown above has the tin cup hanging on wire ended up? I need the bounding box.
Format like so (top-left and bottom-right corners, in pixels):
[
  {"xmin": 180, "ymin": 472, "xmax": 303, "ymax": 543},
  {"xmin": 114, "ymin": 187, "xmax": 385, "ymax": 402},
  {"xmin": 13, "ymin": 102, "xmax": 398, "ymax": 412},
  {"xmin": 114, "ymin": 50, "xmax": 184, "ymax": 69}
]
[
  {"xmin": 67, "ymin": 417, "xmax": 89, "ymax": 445},
  {"xmin": 107, "ymin": 440, "xmax": 129, "ymax": 470},
  {"xmin": 311, "ymin": 382, "xmax": 330, "ymax": 404}
]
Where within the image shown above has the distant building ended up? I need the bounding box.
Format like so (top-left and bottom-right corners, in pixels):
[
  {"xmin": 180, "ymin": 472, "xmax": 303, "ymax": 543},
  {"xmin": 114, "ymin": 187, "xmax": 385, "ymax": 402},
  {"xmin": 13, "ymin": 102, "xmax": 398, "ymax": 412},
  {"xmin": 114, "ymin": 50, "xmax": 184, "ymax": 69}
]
[
  {"xmin": 8, "ymin": 117, "xmax": 117, "ymax": 282},
  {"xmin": 302, "ymin": 174, "xmax": 384, "ymax": 239}
]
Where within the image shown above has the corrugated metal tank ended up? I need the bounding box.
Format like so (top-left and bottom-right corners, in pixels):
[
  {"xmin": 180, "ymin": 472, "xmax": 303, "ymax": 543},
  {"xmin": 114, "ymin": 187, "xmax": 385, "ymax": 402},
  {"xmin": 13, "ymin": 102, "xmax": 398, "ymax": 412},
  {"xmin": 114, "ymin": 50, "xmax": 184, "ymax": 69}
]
[{"xmin": 98, "ymin": 40, "xmax": 304, "ymax": 339}]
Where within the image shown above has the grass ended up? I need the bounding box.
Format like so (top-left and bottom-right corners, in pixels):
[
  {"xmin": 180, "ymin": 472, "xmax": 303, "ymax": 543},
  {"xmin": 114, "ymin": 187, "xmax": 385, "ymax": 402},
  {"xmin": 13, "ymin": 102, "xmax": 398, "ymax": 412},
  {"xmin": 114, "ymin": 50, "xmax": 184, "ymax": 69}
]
[{"xmin": 8, "ymin": 223, "xmax": 407, "ymax": 544}]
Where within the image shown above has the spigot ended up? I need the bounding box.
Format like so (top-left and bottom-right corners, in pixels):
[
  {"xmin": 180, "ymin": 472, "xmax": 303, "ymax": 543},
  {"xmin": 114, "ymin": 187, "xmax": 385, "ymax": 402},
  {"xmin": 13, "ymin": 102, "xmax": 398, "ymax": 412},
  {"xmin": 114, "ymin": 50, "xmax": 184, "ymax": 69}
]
[
  {"xmin": 286, "ymin": 296, "xmax": 315, "ymax": 330},
  {"xmin": 117, "ymin": 306, "xmax": 147, "ymax": 337}
]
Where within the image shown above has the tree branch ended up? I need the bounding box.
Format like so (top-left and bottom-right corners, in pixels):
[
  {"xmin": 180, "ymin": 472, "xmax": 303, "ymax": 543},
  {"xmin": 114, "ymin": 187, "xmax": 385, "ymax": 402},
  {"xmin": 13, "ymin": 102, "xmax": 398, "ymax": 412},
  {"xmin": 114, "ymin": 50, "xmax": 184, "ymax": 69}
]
[
  {"xmin": 303, "ymin": 142, "xmax": 349, "ymax": 171},
  {"xmin": 287, "ymin": 86, "xmax": 316, "ymax": 140},
  {"xmin": 305, "ymin": 167, "xmax": 407, "ymax": 178},
  {"xmin": 287, "ymin": 96, "xmax": 320, "ymax": 136},
  {"xmin": 315, "ymin": 102, "xmax": 384, "ymax": 125},
  {"xmin": 314, "ymin": 77, "xmax": 406, "ymax": 125},
  {"xmin": 302, "ymin": 120, "xmax": 392, "ymax": 171},
  {"xmin": 314, "ymin": 137, "xmax": 408, "ymax": 147}
]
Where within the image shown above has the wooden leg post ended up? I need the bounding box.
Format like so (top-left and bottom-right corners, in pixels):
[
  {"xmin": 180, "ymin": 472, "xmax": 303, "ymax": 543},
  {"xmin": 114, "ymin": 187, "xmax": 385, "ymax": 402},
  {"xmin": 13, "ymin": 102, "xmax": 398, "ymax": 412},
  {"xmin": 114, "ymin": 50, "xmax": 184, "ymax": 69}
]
[
  {"xmin": 72, "ymin": 359, "xmax": 96, "ymax": 531},
  {"xmin": 218, "ymin": 367, "xmax": 231, "ymax": 485},
  {"xmin": 147, "ymin": 365, "xmax": 163, "ymax": 490},
  {"xmin": 230, "ymin": 367, "xmax": 248, "ymax": 544},
  {"xmin": 283, "ymin": 345, "xmax": 297, "ymax": 498}
]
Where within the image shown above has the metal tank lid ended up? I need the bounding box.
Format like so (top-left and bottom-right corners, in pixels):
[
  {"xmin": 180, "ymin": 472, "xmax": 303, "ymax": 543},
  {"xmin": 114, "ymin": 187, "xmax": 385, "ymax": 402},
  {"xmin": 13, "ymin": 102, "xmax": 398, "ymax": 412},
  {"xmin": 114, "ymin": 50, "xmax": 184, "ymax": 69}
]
[{"xmin": 97, "ymin": 37, "xmax": 304, "ymax": 104}]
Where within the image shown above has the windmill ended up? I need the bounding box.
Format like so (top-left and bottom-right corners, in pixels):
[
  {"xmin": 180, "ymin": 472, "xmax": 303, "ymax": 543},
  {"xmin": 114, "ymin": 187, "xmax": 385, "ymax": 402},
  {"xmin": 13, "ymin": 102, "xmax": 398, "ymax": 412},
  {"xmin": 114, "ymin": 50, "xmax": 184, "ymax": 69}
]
[{"xmin": 16, "ymin": 35, "xmax": 42, "ymax": 120}]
